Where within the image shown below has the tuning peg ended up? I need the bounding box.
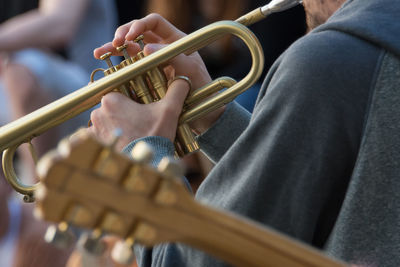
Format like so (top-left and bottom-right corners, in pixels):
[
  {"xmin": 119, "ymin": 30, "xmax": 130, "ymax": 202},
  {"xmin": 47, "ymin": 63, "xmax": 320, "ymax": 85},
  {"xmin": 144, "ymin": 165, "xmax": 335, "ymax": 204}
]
[
  {"xmin": 77, "ymin": 230, "xmax": 106, "ymax": 256},
  {"xmin": 157, "ymin": 157, "xmax": 185, "ymax": 178},
  {"xmin": 111, "ymin": 238, "xmax": 135, "ymax": 265},
  {"xmin": 23, "ymin": 194, "xmax": 35, "ymax": 203},
  {"xmin": 130, "ymin": 141, "xmax": 154, "ymax": 164},
  {"xmin": 44, "ymin": 222, "xmax": 76, "ymax": 249}
]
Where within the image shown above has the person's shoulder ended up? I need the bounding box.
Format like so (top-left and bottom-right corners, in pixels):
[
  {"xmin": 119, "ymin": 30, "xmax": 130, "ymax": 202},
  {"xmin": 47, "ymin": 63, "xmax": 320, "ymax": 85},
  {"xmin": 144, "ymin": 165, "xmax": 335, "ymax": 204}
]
[
  {"xmin": 257, "ymin": 28, "xmax": 382, "ymax": 111},
  {"xmin": 283, "ymin": 29, "xmax": 381, "ymax": 75},
  {"xmin": 270, "ymin": 28, "xmax": 383, "ymax": 96},
  {"xmin": 14, "ymin": 205, "xmax": 72, "ymax": 267}
]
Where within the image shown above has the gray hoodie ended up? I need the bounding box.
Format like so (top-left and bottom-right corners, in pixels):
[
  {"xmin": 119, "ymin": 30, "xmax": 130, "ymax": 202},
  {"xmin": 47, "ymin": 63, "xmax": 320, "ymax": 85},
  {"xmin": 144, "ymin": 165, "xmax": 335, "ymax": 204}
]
[{"xmin": 123, "ymin": 0, "xmax": 400, "ymax": 266}]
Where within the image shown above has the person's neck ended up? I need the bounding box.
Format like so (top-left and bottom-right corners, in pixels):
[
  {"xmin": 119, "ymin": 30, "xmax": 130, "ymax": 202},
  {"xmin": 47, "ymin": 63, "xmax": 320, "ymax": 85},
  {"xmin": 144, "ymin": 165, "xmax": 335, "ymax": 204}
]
[{"xmin": 0, "ymin": 198, "xmax": 10, "ymax": 240}]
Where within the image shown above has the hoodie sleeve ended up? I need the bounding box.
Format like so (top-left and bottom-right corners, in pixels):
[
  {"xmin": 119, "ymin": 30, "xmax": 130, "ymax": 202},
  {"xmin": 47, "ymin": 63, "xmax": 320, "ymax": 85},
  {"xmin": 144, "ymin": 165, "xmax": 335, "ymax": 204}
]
[
  {"xmin": 197, "ymin": 101, "xmax": 251, "ymax": 163},
  {"xmin": 128, "ymin": 29, "xmax": 382, "ymax": 267}
]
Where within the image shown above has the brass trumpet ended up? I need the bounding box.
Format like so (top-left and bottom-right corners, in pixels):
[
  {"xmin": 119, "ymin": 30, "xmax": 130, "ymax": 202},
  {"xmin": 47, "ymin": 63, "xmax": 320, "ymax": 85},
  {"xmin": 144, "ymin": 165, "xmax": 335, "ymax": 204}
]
[{"xmin": 0, "ymin": 0, "xmax": 302, "ymax": 202}]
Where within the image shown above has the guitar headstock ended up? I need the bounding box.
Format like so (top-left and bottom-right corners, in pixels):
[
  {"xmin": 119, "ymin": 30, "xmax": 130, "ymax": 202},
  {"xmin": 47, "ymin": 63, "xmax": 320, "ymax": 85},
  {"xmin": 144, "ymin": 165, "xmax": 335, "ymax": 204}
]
[
  {"xmin": 34, "ymin": 130, "xmax": 191, "ymax": 264},
  {"xmin": 34, "ymin": 131, "xmax": 348, "ymax": 267}
]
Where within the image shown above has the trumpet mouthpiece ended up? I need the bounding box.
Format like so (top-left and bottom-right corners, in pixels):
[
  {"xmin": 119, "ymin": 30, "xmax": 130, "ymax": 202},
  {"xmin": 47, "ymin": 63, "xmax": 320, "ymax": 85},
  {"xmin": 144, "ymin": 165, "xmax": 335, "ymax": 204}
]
[
  {"xmin": 236, "ymin": 0, "xmax": 301, "ymax": 26},
  {"xmin": 262, "ymin": 0, "xmax": 302, "ymax": 15}
]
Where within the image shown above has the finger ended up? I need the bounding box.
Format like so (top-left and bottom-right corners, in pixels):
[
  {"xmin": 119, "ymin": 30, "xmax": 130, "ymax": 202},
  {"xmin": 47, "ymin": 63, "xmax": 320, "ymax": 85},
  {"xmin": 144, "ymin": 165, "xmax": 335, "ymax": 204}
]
[
  {"xmin": 101, "ymin": 92, "xmax": 126, "ymax": 112},
  {"xmin": 112, "ymin": 21, "xmax": 135, "ymax": 47},
  {"xmin": 101, "ymin": 92, "xmax": 137, "ymax": 115},
  {"xmin": 163, "ymin": 65, "xmax": 176, "ymax": 81},
  {"xmin": 143, "ymin": 43, "xmax": 177, "ymax": 80},
  {"xmin": 144, "ymin": 43, "xmax": 196, "ymax": 79},
  {"xmin": 163, "ymin": 78, "xmax": 190, "ymax": 110},
  {"xmin": 144, "ymin": 43, "xmax": 186, "ymax": 67},
  {"xmin": 90, "ymin": 108, "xmax": 101, "ymax": 129},
  {"xmin": 123, "ymin": 41, "xmax": 142, "ymax": 57},
  {"xmin": 112, "ymin": 20, "xmax": 162, "ymax": 48},
  {"xmin": 94, "ymin": 41, "xmax": 141, "ymax": 59},
  {"xmin": 142, "ymin": 31, "xmax": 163, "ymax": 44},
  {"xmin": 125, "ymin": 13, "xmax": 185, "ymax": 43},
  {"xmin": 143, "ymin": 43, "xmax": 167, "ymax": 55},
  {"xmin": 93, "ymin": 42, "xmax": 116, "ymax": 59},
  {"xmin": 95, "ymin": 33, "xmax": 161, "ymax": 59}
]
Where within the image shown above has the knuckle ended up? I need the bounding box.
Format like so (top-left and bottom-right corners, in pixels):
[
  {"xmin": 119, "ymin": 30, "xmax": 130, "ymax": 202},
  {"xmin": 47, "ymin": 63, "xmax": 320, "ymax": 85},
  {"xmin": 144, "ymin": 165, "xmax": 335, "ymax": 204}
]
[
  {"xmin": 147, "ymin": 13, "xmax": 161, "ymax": 20},
  {"xmin": 171, "ymin": 79, "xmax": 190, "ymax": 91},
  {"xmin": 90, "ymin": 109, "xmax": 100, "ymax": 124},
  {"xmin": 101, "ymin": 93, "xmax": 119, "ymax": 111},
  {"xmin": 127, "ymin": 19, "xmax": 138, "ymax": 30},
  {"xmin": 116, "ymin": 25, "xmax": 127, "ymax": 34}
]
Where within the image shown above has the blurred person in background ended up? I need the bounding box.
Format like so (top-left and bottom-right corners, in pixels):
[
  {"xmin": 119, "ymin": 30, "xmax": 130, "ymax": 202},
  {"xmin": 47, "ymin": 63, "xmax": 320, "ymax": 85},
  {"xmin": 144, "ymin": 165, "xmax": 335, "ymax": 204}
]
[
  {"xmin": 0, "ymin": 0, "xmax": 117, "ymax": 182},
  {"xmin": 0, "ymin": 0, "xmax": 117, "ymax": 265},
  {"xmin": 0, "ymin": 170, "xmax": 71, "ymax": 267}
]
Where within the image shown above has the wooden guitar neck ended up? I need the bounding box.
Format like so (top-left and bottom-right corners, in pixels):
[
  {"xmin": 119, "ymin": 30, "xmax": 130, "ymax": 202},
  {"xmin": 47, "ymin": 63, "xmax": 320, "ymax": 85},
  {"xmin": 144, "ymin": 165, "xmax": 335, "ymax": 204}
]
[{"xmin": 34, "ymin": 132, "xmax": 347, "ymax": 267}]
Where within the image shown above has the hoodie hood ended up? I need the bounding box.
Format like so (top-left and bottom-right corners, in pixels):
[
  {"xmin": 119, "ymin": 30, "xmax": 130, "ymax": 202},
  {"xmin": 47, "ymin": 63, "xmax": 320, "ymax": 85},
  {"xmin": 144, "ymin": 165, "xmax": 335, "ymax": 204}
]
[{"xmin": 314, "ymin": 0, "xmax": 400, "ymax": 57}]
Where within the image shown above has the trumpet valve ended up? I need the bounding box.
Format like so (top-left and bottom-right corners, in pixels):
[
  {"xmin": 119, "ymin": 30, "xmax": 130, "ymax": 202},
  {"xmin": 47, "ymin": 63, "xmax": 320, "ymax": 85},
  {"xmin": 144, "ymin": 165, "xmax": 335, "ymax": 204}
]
[
  {"xmin": 100, "ymin": 52, "xmax": 114, "ymax": 68},
  {"xmin": 100, "ymin": 52, "xmax": 118, "ymax": 75},
  {"xmin": 117, "ymin": 43, "xmax": 131, "ymax": 59},
  {"xmin": 134, "ymin": 35, "xmax": 145, "ymax": 50},
  {"xmin": 117, "ymin": 44, "xmax": 135, "ymax": 66},
  {"xmin": 134, "ymin": 35, "xmax": 146, "ymax": 60}
]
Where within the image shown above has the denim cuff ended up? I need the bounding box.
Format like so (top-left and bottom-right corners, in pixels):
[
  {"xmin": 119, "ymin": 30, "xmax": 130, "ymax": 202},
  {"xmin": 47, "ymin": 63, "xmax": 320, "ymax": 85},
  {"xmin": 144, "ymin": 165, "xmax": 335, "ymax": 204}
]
[{"xmin": 122, "ymin": 136, "xmax": 175, "ymax": 167}]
